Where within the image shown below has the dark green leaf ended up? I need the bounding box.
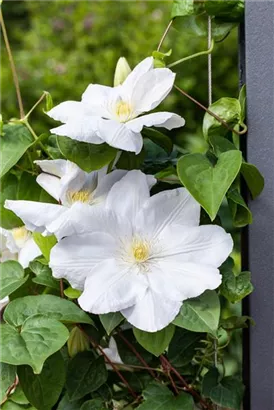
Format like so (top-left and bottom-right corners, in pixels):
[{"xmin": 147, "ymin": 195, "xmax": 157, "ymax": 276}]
[
  {"xmin": 171, "ymin": 0, "xmax": 195, "ymax": 18},
  {"xmin": 241, "ymin": 162, "xmax": 264, "ymax": 199},
  {"xmin": 0, "ymin": 173, "xmax": 22, "ymax": 229},
  {"xmin": 208, "ymin": 135, "xmax": 237, "ymax": 157},
  {"xmin": 80, "ymin": 399, "xmax": 105, "ymax": 410},
  {"xmin": 115, "ymin": 330, "xmax": 154, "ymax": 366},
  {"xmin": 17, "ymin": 172, "xmax": 56, "ymax": 204},
  {"xmin": 168, "ymin": 328, "xmax": 203, "ymax": 367},
  {"xmin": 4, "ymin": 295, "xmax": 94, "ymax": 327},
  {"xmin": 57, "ymin": 136, "xmax": 117, "ymax": 172},
  {"xmin": 177, "ymin": 151, "xmax": 242, "ymax": 220},
  {"xmin": 0, "ymin": 124, "xmax": 33, "ymax": 178},
  {"xmin": 1, "ymin": 401, "xmax": 33, "ymax": 410},
  {"xmin": 99, "ymin": 312, "xmax": 124, "ymax": 335},
  {"xmin": 142, "ymin": 128, "xmax": 173, "ymax": 154},
  {"xmin": 227, "ymin": 188, "xmax": 253, "ymax": 227},
  {"xmin": 57, "ymin": 393, "xmax": 84, "ymax": 410},
  {"xmin": 116, "ymin": 149, "xmax": 145, "ymax": 170},
  {"xmin": 205, "ymin": 0, "xmax": 244, "ymax": 23},
  {"xmin": 0, "ymin": 315, "xmax": 69, "ymax": 374},
  {"xmin": 133, "ymin": 324, "xmax": 175, "ymax": 357},
  {"xmin": 221, "ymin": 315, "xmax": 255, "ymax": 330},
  {"xmin": 202, "ymin": 368, "xmax": 244, "ymax": 410},
  {"xmin": 220, "ymin": 269, "xmax": 253, "ymax": 303},
  {"xmin": 9, "ymin": 385, "xmax": 29, "ymax": 405},
  {"xmin": 66, "ymin": 352, "xmax": 108, "ymax": 401},
  {"xmin": 18, "ymin": 351, "xmax": 65, "ymax": 410},
  {"xmin": 173, "ymin": 290, "xmax": 220, "ymax": 336},
  {"xmin": 29, "ymin": 260, "xmax": 60, "ymax": 290},
  {"xmin": 0, "ymin": 363, "xmax": 17, "ymax": 403},
  {"xmin": 32, "ymin": 233, "xmax": 57, "ymax": 262},
  {"xmin": 0, "ymin": 260, "xmax": 29, "ymax": 299}
]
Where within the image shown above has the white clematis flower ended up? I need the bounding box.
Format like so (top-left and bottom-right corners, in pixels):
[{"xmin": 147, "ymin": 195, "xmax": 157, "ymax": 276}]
[
  {"xmin": 49, "ymin": 170, "xmax": 233, "ymax": 332},
  {"xmin": 0, "ymin": 226, "xmax": 40, "ymax": 268},
  {"xmin": 47, "ymin": 57, "xmax": 185, "ymax": 154},
  {"xmin": 5, "ymin": 159, "xmax": 127, "ymax": 240}
]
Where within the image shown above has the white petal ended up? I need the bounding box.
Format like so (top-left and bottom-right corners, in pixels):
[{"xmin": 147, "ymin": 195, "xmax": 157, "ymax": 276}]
[
  {"xmin": 1, "ymin": 228, "xmax": 19, "ymax": 253},
  {"xmin": 59, "ymin": 161, "xmax": 87, "ymax": 204},
  {"xmin": 93, "ymin": 170, "xmax": 128, "ymax": 202},
  {"xmin": 51, "ymin": 118, "xmax": 103, "ymax": 144},
  {"xmin": 79, "ymin": 259, "xmax": 148, "ymax": 314},
  {"xmin": 18, "ymin": 238, "xmax": 41, "ymax": 268},
  {"xmin": 132, "ymin": 68, "xmax": 175, "ymax": 114},
  {"xmin": 136, "ymin": 188, "xmax": 200, "ymax": 238},
  {"xmin": 121, "ymin": 57, "xmax": 154, "ymax": 95},
  {"xmin": 157, "ymin": 224, "xmax": 233, "ymax": 268},
  {"xmin": 34, "ymin": 159, "xmax": 67, "ymax": 177},
  {"xmin": 127, "ymin": 112, "xmax": 185, "ymax": 133},
  {"xmin": 121, "ymin": 289, "xmax": 181, "ymax": 332},
  {"xmin": 96, "ymin": 119, "xmax": 143, "ymax": 154},
  {"xmin": 5, "ymin": 200, "xmax": 65, "ymax": 232},
  {"xmin": 106, "ymin": 171, "xmax": 156, "ymax": 222},
  {"xmin": 36, "ymin": 174, "xmax": 61, "ymax": 201},
  {"xmin": 49, "ymin": 232, "xmax": 117, "ymax": 289},
  {"xmin": 47, "ymin": 101, "xmax": 92, "ymax": 122},
  {"xmin": 103, "ymin": 337, "xmax": 124, "ymax": 364},
  {"xmin": 81, "ymin": 84, "xmax": 113, "ymax": 115}
]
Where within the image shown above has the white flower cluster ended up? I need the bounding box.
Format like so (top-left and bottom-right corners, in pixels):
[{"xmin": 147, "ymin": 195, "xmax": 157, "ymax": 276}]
[{"xmin": 4, "ymin": 58, "xmax": 233, "ymax": 332}]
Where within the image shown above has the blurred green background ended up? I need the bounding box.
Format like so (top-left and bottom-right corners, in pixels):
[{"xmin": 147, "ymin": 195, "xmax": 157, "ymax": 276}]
[{"xmin": 1, "ymin": 0, "xmax": 241, "ymax": 376}]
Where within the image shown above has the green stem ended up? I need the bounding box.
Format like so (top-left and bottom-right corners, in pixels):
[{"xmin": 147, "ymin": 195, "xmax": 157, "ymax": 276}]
[
  {"xmin": 24, "ymin": 92, "xmax": 47, "ymax": 120},
  {"xmin": 168, "ymin": 40, "xmax": 214, "ymax": 68},
  {"xmin": 22, "ymin": 119, "xmax": 49, "ymax": 156}
]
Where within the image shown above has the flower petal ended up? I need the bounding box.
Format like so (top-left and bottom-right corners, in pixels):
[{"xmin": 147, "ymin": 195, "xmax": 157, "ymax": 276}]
[
  {"xmin": 121, "ymin": 57, "xmax": 154, "ymax": 95},
  {"xmin": 47, "ymin": 101, "xmax": 92, "ymax": 122},
  {"xmin": 127, "ymin": 112, "xmax": 185, "ymax": 133},
  {"xmin": 4, "ymin": 200, "xmax": 65, "ymax": 233},
  {"xmin": 18, "ymin": 238, "xmax": 41, "ymax": 268},
  {"xmin": 79, "ymin": 258, "xmax": 148, "ymax": 314},
  {"xmin": 36, "ymin": 174, "xmax": 61, "ymax": 201},
  {"xmin": 96, "ymin": 119, "xmax": 143, "ymax": 154},
  {"xmin": 81, "ymin": 84, "xmax": 113, "ymax": 117},
  {"xmin": 121, "ymin": 289, "xmax": 181, "ymax": 332},
  {"xmin": 132, "ymin": 68, "xmax": 175, "ymax": 114},
  {"xmin": 35, "ymin": 159, "xmax": 67, "ymax": 177},
  {"xmin": 93, "ymin": 170, "xmax": 128, "ymax": 202},
  {"xmin": 49, "ymin": 232, "xmax": 117, "ymax": 289},
  {"xmin": 51, "ymin": 118, "xmax": 103, "ymax": 144},
  {"xmin": 106, "ymin": 170, "xmax": 156, "ymax": 222},
  {"xmin": 136, "ymin": 188, "xmax": 200, "ymax": 237}
]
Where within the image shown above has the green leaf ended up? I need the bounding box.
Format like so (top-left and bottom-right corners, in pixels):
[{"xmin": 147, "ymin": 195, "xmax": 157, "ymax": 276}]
[
  {"xmin": 137, "ymin": 382, "xmax": 194, "ymax": 409},
  {"xmin": 241, "ymin": 162, "xmax": 264, "ymax": 199},
  {"xmin": 64, "ymin": 287, "xmax": 82, "ymax": 299},
  {"xmin": 133, "ymin": 324, "xmax": 175, "ymax": 357},
  {"xmin": 0, "ymin": 315, "xmax": 69, "ymax": 374},
  {"xmin": 0, "ymin": 261, "xmax": 29, "ymax": 299},
  {"xmin": 4, "ymin": 295, "xmax": 94, "ymax": 327},
  {"xmin": 0, "ymin": 363, "xmax": 17, "ymax": 403},
  {"xmin": 32, "ymin": 233, "xmax": 57, "ymax": 262},
  {"xmin": 1, "ymin": 402, "xmax": 33, "ymax": 410},
  {"xmin": 221, "ymin": 315, "xmax": 255, "ymax": 330},
  {"xmin": 142, "ymin": 128, "xmax": 173, "ymax": 154},
  {"xmin": 9, "ymin": 386, "xmax": 29, "ymax": 405},
  {"xmin": 57, "ymin": 136, "xmax": 117, "ymax": 172},
  {"xmin": 171, "ymin": 0, "xmax": 195, "ymax": 18},
  {"xmin": 220, "ymin": 269, "xmax": 253, "ymax": 303},
  {"xmin": 227, "ymin": 188, "xmax": 253, "ymax": 227},
  {"xmin": 57, "ymin": 393, "xmax": 85, "ymax": 410},
  {"xmin": 99, "ymin": 312, "xmax": 124, "ymax": 335},
  {"xmin": 173, "ymin": 290, "xmax": 220, "ymax": 336},
  {"xmin": 44, "ymin": 91, "xmax": 54, "ymax": 112},
  {"xmin": 0, "ymin": 173, "xmax": 22, "ymax": 229},
  {"xmin": 29, "ymin": 260, "xmax": 60, "ymax": 290},
  {"xmin": 205, "ymin": 0, "xmax": 244, "ymax": 23},
  {"xmin": 67, "ymin": 327, "xmax": 90, "ymax": 358},
  {"xmin": 115, "ymin": 330, "xmax": 154, "ymax": 366},
  {"xmin": 203, "ymin": 98, "xmax": 241, "ymax": 139},
  {"xmin": 177, "ymin": 150, "xmax": 242, "ymax": 220},
  {"xmin": 202, "ymin": 368, "xmax": 244, "ymax": 410},
  {"xmin": 238, "ymin": 84, "xmax": 246, "ymax": 124},
  {"xmin": 80, "ymin": 399, "xmax": 105, "ymax": 410},
  {"xmin": 116, "ymin": 148, "xmax": 145, "ymax": 170},
  {"xmin": 18, "ymin": 351, "xmax": 65, "ymax": 410},
  {"xmin": 66, "ymin": 352, "xmax": 108, "ymax": 401},
  {"xmin": 17, "ymin": 172, "xmax": 56, "ymax": 204},
  {"xmin": 0, "ymin": 124, "xmax": 33, "ymax": 178},
  {"xmin": 208, "ymin": 135, "xmax": 237, "ymax": 157},
  {"xmin": 168, "ymin": 328, "xmax": 203, "ymax": 367}
]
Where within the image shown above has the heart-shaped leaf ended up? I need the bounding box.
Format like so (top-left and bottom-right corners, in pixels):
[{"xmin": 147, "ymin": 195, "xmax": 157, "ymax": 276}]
[
  {"xmin": 100, "ymin": 312, "xmax": 124, "ymax": 336},
  {"xmin": 133, "ymin": 325, "xmax": 175, "ymax": 357},
  {"xmin": 32, "ymin": 233, "xmax": 57, "ymax": 262},
  {"xmin": 177, "ymin": 150, "xmax": 242, "ymax": 220},
  {"xmin": 137, "ymin": 382, "xmax": 194, "ymax": 409},
  {"xmin": 29, "ymin": 260, "xmax": 60, "ymax": 290},
  {"xmin": 0, "ymin": 261, "xmax": 29, "ymax": 300},
  {"xmin": 4, "ymin": 295, "xmax": 94, "ymax": 327},
  {"xmin": 0, "ymin": 315, "xmax": 69, "ymax": 374},
  {"xmin": 220, "ymin": 270, "xmax": 253, "ymax": 303},
  {"xmin": 173, "ymin": 290, "xmax": 220, "ymax": 336}
]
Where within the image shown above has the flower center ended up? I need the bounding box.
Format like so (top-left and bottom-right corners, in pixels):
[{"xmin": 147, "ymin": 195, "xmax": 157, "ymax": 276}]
[
  {"xmin": 67, "ymin": 190, "xmax": 91, "ymax": 204},
  {"xmin": 12, "ymin": 227, "xmax": 30, "ymax": 248},
  {"xmin": 115, "ymin": 101, "xmax": 132, "ymax": 123},
  {"xmin": 132, "ymin": 240, "xmax": 150, "ymax": 263}
]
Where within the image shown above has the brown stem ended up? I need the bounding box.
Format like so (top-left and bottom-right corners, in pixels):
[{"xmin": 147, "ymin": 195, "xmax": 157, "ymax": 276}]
[
  {"xmin": 160, "ymin": 356, "xmax": 211, "ymax": 410},
  {"xmin": 160, "ymin": 356, "xmax": 179, "ymax": 395},
  {"xmin": 157, "ymin": 19, "xmax": 174, "ymax": 52},
  {"xmin": 174, "ymin": 84, "xmax": 247, "ymax": 137},
  {"xmin": 78, "ymin": 326, "xmax": 138, "ymax": 400},
  {"xmin": 0, "ymin": 9, "xmax": 24, "ymax": 118},
  {"xmin": 118, "ymin": 331, "xmax": 158, "ymax": 379},
  {"xmin": 0, "ymin": 376, "xmax": 18, "ymax": 405}
]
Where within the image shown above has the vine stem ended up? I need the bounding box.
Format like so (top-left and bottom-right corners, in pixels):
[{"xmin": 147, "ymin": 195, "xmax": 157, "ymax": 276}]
[
  {"xmin": 160, "ymin": 356, "xmax": 179, "ymax": 395},
  {"xmin": 0, "ymin": 8, "xmax": 24, "ymax": 118},
  {"xmin": 168, "ymin": 40, "xmax": 214, "ymax": 68},
  {"xmin": 24, "ymin": 92, "xmax": 47, "ymax": 120},
  {"xmin": 0, "ymin": 376, "xmax": 18, "ymax": 406},
  {"xmin": 78, "ymin": 326, "xmax": 138, "ymax": 400},
  {"xmin": 174, "ymin": 84, "xmax": 247, "ymax": 137},
  {"xmin": 157, "ymin": 19, "xmax": 174, "ymax": 51}
]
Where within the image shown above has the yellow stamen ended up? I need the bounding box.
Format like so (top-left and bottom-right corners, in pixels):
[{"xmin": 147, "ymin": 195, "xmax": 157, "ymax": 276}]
[
  {"xmin": 132, "ymin": 240, "xmax": 150, "ymax": 263},
  {"xmin": 115, "ymin": 101, "xmax": 132, "ymax": 122},
  {"xmin": 68, "ymin": 190, "xmax": 91, "ymax": 204},
  {"xmin": 12, "ymin": 227, "xmax": 30, "ymax": 248}
]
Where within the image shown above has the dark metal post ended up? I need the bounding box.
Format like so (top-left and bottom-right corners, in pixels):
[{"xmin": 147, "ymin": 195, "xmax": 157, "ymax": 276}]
[{"xmin": 244, "ymin": 1, "xmax": 274, "ymax": 409}]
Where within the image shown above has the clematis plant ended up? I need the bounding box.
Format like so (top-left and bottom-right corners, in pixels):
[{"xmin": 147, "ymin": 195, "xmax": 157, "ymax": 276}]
[
  {"xmin": 47, "ymin": 57, "xmax": 185, "ymax": 154},
  {"xmin": 50, "ymin": 171, "xmax": 233, "ymax": 332}
]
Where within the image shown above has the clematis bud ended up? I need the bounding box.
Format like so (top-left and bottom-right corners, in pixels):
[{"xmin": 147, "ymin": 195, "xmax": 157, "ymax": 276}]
[
  {"xmin": 113, "ymin": 57, "xmax": 131, "ymax": 87},
  {"xmin": 67, "ymin": 326, "xmax": 90, "ymax": 357}
]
